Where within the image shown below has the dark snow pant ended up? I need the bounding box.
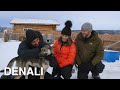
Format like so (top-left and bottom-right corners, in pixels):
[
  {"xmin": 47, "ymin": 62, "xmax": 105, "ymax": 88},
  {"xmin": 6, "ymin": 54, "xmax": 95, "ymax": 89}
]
[
  {"xmin": 77, "ymin": 61, "xmax": 105, "ymax": 79},
  {"xmin": 52, "ymin": 65, "xmax": 73, "ymax": 79}
]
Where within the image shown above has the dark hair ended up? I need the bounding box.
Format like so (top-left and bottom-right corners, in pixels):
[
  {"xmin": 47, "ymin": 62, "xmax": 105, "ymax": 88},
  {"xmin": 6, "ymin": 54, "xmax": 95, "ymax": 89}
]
[
  {"xmin": 34, "ymin": 30, "xmax": 43, "ymax": 42},
  {"xmin": 58, "ymin": 36, "xmax": 73, "ymax": 46},
  {"xmin": 25, "ymin": 30, "xmax": 43, "ymax": 45}
]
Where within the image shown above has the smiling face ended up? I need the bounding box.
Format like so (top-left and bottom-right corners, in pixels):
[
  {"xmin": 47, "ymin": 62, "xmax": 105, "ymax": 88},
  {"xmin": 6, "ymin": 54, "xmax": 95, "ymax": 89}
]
[
  {"xmin": 61, "ymin": 34, "xmax": 69, "ymax": 42},
  {"xmin": 31, "ymin": 38, "xmax": 40, "ymax": 47},
  {"xmin": 81, "ymin": 30, "xmax": 91, "ymax": 39}
]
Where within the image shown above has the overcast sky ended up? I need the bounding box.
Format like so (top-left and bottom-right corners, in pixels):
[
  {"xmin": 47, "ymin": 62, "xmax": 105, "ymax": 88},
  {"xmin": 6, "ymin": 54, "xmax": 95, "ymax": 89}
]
[{"xmin": 0, "ymin": 11, "xmax": 120, "ymax": 30}]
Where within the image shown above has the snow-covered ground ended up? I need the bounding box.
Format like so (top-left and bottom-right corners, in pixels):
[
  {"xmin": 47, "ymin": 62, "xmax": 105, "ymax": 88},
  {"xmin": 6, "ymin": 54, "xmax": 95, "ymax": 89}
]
[{"xmin": 0, "ymin": 38, "xmax": 120, "ymax": 79}]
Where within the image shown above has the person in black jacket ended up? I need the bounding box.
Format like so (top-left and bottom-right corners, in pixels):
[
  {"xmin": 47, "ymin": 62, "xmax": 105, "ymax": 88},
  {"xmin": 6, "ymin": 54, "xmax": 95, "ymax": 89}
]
[
  {"xmin": 18, "ymin": 29, "xmax": 58, "ymax": 66},
  {"xmin": 18, "ymin": 29, "xmax": 48, "ymax": 59},
  {"xmin": 17, "ymin": 29, "xmax": 54, "ymax": 79},
  {"xmin": 0, "ymin": 30, "xmax": 58, "ymax": 79}
]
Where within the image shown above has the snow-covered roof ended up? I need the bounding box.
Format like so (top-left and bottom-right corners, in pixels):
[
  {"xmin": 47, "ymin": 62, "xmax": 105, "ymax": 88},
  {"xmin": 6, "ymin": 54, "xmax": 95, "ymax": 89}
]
[{"xmin": 10, "ymin": 18, "xmax": 60, "ymax": 25}]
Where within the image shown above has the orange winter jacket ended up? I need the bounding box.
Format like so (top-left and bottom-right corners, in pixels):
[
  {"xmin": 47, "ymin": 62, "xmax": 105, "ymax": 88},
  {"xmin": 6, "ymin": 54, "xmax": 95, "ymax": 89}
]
[{"xmin": 54, "ymin": 40, "xmax": 76, "ymax": 68}]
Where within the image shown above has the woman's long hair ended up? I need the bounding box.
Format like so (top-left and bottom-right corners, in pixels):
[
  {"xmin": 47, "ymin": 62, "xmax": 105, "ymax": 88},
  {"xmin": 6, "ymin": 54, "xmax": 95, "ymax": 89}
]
[{"xmin": 58, "ymin": 36, "xmax": 73, "ymax": 46}]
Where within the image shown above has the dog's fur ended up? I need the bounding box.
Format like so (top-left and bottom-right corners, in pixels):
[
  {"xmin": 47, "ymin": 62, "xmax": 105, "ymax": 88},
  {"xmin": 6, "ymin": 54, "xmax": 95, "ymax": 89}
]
[
  {"xmin": 40, "ymin": 45, "xmax": 54, "ymax": 56},
  {"xmin": 0, "ymin": 45, "xmax": 53, "ymax": 79}
]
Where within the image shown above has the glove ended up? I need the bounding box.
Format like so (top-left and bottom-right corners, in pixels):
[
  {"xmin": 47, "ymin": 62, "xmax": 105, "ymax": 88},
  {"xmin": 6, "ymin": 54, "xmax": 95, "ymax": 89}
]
[
  {"xmin": 49, "ymin": 56, "xmax": 59, "ymax": 68},
  {"xmin": 78, "ymin": 62, "xmax": 94, "ymax": 72},
  {"xmin": 87, "ymin": 62, "xmax": 94, "ymax": 70},
  {"xmin": 94, "ymin": 61, "xmax": 105, "ymax": 73}
]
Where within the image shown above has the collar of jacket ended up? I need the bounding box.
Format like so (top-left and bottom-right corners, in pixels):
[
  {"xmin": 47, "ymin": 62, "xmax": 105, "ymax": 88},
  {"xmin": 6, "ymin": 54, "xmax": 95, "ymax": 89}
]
[{"xmin": 77, "ymin": 31, "xmax": 98, "ymax": 42}]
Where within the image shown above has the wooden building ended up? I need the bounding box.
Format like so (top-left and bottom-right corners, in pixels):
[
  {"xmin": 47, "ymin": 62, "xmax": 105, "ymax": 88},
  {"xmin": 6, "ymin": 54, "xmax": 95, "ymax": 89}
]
[{"xmin": 10, "ymin": 18, "xmax": 60, "ymax": 35}]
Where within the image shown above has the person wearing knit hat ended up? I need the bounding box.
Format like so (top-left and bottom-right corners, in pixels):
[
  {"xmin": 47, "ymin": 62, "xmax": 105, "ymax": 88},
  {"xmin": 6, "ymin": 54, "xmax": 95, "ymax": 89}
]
[
  {"xmin": 81, "ymin": 22, "xmax": 93, "ymax": 32},
  {"xmin": 60, "ymin": 20, "xmax": 73, "ymax": 44},
  {"xmin": 25, "ymin": 29, "xmax": 40, "ymax": 46},
  {"xmin": 18, "ymin": 29, "xmax": 49, "ymax": 59},
  {"xmin": 52, "ymin": 20, "xmax": 76, "ymax": 79},
  {"xmin": 80, "ymin": 22, "xmax": 93, "ymax": 39},
  {"xmin": 75, "ymin": 22, "xmax": 105, "ymax": 79},
  {"xmin": 61, "ymin": 20, "xmax": 72, "ymax": 36}
]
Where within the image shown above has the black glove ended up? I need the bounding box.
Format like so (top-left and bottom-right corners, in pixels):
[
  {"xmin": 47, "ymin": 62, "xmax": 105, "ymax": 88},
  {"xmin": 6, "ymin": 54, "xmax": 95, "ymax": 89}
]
[
  {"xmin": 87, "ymin": 62, "xmax": 94, "ymax": 70},
  {"xmin": 94, "ymin": 61, "xmax": 105, "ymax": 73},
  {"xmin": 45, "ymin": 55, "xmax": 59, "ymax": 68},
  {"xmin": 78, "ymin": 62, "xmax": 94, "ymax": 72}
]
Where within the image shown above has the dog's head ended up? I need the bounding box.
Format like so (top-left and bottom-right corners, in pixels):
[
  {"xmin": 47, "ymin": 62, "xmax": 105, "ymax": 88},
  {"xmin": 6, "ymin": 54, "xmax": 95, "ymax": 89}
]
[{"xmin": 39, "ymin": 45, "xmax": 53, "ymax": 56}]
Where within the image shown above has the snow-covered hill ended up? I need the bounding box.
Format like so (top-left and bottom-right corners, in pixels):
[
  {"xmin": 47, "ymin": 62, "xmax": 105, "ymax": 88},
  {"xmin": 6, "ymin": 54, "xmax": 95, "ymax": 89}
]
[{"xmin": 0, "ymin": 38, "xmax": 120, "ymax": 79}]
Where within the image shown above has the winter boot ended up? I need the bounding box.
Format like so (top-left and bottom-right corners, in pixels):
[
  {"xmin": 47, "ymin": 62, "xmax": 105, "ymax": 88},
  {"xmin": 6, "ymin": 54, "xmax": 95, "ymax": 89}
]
[
  {"xmin": 92, "ymin": 74, "xmax": 101, "ymax": 79},
  {"xmin": 44, "ymin": 72, "xmax": 54, "ymax": 79}
]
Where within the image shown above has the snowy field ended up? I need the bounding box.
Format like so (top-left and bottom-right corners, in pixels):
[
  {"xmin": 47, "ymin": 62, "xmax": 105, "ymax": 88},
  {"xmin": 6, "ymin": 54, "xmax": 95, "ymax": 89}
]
[{"xmin": 0, "ymin": 38, "xmax": 120, "ymax": 79}]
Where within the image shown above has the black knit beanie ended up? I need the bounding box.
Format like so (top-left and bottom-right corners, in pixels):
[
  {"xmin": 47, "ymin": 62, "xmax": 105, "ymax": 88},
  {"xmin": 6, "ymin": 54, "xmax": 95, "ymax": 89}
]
[{"xmin": 61, "ymin": 20, "xmax": 72, "ymax": 36}]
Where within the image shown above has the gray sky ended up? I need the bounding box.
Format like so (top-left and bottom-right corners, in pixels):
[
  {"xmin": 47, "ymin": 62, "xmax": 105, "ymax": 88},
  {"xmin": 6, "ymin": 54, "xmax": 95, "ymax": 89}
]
[{"xmin": 0, "ymin": 11, "xmax": 120, "ymax": 30}]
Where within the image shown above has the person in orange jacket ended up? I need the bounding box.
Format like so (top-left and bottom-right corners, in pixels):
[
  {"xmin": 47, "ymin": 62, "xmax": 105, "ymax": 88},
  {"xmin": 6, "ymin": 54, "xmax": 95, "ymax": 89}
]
[{"xmin": 52, "ymin": 20, "xmax": 76, "ymax": 79}]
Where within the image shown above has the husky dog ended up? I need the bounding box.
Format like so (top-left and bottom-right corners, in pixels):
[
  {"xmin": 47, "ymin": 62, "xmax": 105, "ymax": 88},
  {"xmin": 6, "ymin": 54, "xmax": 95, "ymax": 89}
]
[
  {"xmin": 40, "ymin": 45, "xmax": 54, "ymax": 56},
  {"xmin": 0, "ymin": 45, "xmax": 52, "ymax": 79}
]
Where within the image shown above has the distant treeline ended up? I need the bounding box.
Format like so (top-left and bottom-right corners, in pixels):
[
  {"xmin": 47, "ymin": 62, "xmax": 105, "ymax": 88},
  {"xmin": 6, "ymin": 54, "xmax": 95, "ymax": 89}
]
[
  {"xmin": 95, "ymin": 30, "xmax": 120, "ymax": 34},
  {"xmin": 0, "ymin": 26, "xmax": 8, "ymax": 32},
  {"xmin": 71, "ymin": 30, "xmax": 120, "ymax": 34}
]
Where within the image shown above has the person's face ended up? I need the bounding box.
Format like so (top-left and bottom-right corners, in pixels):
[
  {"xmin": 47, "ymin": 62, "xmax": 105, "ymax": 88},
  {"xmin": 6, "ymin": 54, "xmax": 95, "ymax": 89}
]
[
  {"xmin": 61, "ymin": 34, "xmax": 69, "ymax": 42},
  {"xmin": 31, "ymin": 38, "xmax": 40, "ymax": 47},
  {"xmin": 81, "ymin": 30, "xmax": 91, "ymax": 39}
]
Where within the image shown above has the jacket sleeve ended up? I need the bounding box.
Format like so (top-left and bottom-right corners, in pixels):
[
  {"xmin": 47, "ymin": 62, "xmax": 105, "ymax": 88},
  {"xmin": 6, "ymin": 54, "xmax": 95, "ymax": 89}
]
[
  {"xmin": 17, "ymin": 42, "xmax": 40, "ymax": 59},
  {"xmin": 91, "ymin": 39, "xmax": 104, "ymax": 66},
  {"xmin": 74, "ymin": 37, "xmax": 81, "ymax": 65},
  {"xmin": 59, "ymin": 43, "xmax": 76, "ymax": 68}
]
